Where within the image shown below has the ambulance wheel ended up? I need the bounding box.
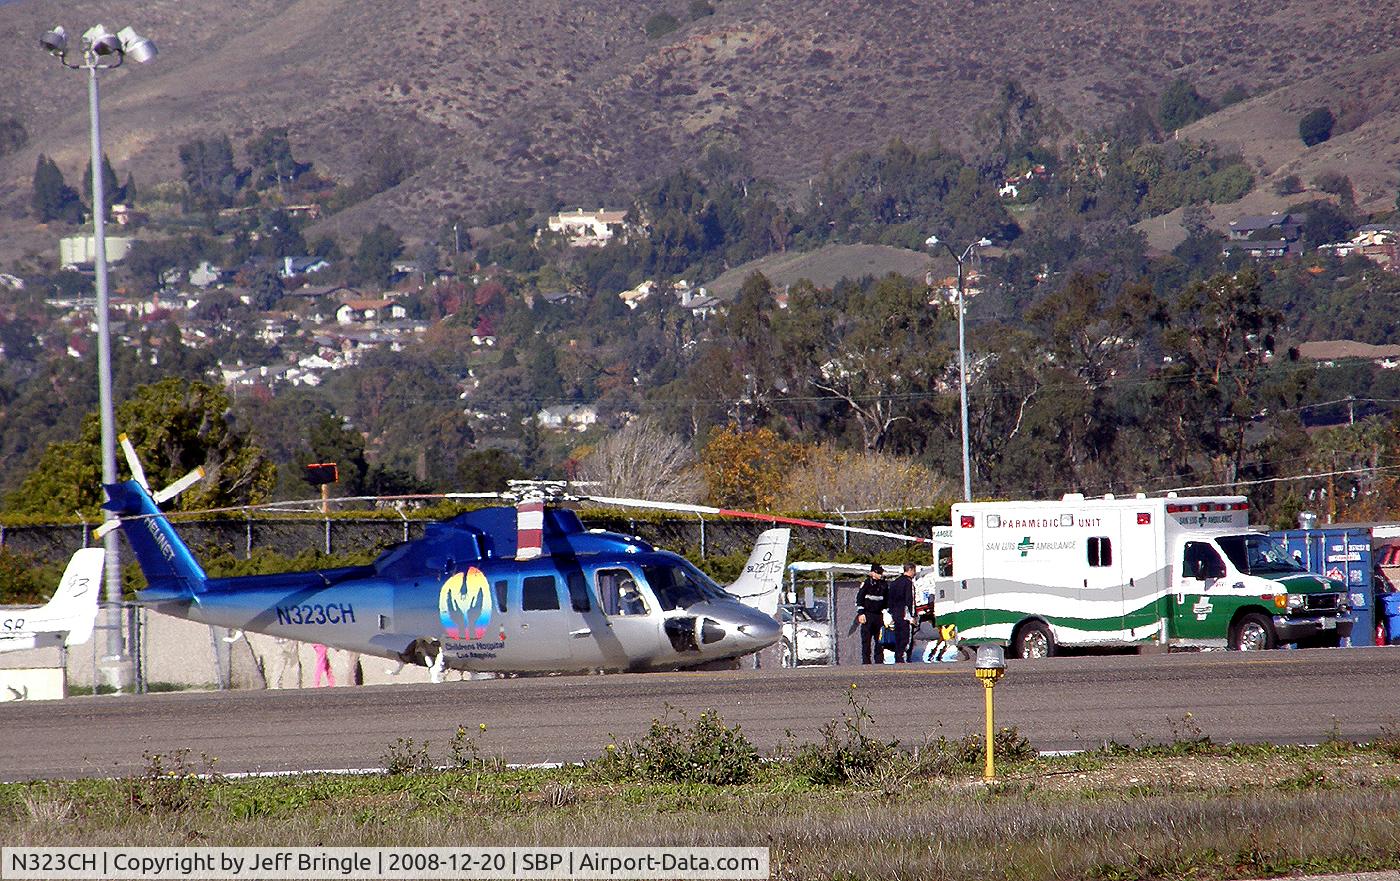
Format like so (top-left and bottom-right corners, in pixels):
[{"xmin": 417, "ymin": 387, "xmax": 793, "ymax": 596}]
[
  {"xmin": 1232, "ymin": 613, "xmax": 1276, "ymax": 651},
  {"xmin": 1013, "ymin": 621, "xmax": 1055, "ymax": 659}
]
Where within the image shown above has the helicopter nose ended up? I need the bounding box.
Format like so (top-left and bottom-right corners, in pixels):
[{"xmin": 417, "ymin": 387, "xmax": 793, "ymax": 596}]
[{"xmin": 731, "ymin": 609, "xmax": 780, "ymax": 647}]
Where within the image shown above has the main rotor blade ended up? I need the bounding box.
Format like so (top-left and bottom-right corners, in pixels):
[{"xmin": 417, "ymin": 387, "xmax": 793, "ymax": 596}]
[
  {"xmin": 118, "ymin": 433, "xmax": 148, "ymax": 490},
  {"xmin": 582, "ymin": 496, "xmax": 948, "ymax": 546},
  {"xmin": 153, "ymin": 467, "xmax": 205, "ymax": 505}
]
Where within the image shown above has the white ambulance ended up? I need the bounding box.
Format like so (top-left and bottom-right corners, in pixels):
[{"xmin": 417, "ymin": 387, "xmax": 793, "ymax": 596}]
[{"xmin": 926, "ymin": 494, "xmax": 1353, "ymax": 657}]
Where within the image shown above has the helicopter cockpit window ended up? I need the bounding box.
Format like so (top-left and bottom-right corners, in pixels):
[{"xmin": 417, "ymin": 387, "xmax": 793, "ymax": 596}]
[
  {"xmin": 522, "ymin": 575, "xmax": 561, "ymax": 611},
  {"xmin": 641, "ymin": 561, "xmax": 727, "ymax": 611},
  {"xmin": 596, "ymin": 569, "xmax": 650, "ymax": 617}
]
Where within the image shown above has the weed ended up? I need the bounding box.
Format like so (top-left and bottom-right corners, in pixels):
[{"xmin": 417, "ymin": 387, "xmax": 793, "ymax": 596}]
[
  {"xmin": 447, "ymin": 724, "xmax": 503, "ymax": 772},
  {"xmin": 122, "ymin": 749, "xmax": 217, "ymax": 815},
  {"xmin": 381, "ymin": 738, "xmax": 433, "ymax": 775},
  {"xmin": 789, "ymin": 687, "xmax": 898, "ymax": 784},
  {"xmin": 590, "ymin": 706, "xmax": 759, "ymax": 785},
  {"xmin": 1375, "ymin": 724, "xmax": 1400, "ymax": 761}
]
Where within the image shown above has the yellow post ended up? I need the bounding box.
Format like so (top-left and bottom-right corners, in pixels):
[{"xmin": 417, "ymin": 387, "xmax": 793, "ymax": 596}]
[
  {"xmin": 973, "ymin": 644, "xmax": 1006, "ymax": 782},
  {"xmin": 982, "ymin": 678, "xmax": 996, "ymax": 780}
]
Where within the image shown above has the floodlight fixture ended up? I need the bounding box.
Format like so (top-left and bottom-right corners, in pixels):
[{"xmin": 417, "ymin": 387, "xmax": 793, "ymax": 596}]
[
  {"xmin": 39, "ymin": 26, "xmax": 68, "ymax": 56},
  {"xmin": 84, "ymin": 24, "xmax": 122, "ymax": 56},
  {"xmin": 976, "ymin": 237, "xmax": 993, "ymax": 247},
  {"xmin": 117, "ymin": 27, "xmax": 157, "ymax": 63},
  {"xmin": 924, "ymin": 234, "xmax": 940, "ymax": 247}
]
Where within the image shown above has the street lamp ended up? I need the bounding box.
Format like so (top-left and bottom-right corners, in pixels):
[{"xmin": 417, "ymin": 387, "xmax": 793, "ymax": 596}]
[
  {"xmin": 925, "ymin": 233, "xmax": 991, "ymax": 503},
  {"xmin": 40, "ymin": 22, "xmax": 157, "ymax": 692}
]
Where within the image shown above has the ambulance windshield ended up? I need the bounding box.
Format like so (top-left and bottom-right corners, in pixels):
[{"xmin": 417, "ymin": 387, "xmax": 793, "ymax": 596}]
[{"xmin": 1216, "ymin": 534, "xmax": 1306, "ymax": 575}]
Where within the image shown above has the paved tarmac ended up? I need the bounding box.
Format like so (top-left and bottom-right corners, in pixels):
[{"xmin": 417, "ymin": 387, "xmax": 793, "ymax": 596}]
[{"xmin": 1, "ymin": 647, "xmax": 1397, "ymax": 781}]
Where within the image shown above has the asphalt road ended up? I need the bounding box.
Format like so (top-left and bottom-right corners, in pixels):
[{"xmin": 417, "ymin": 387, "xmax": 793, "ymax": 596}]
[{"xmin": 2, "ymin": 647, "xmax": 1398, "ymax": 781}]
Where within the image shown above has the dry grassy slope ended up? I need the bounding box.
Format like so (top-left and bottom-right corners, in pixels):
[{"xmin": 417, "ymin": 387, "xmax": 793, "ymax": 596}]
[
  {"xmin": 1181, "ymin": 46, "xmax": 1400, "ymax": 213},
  {"xmin": 705, "ymin": 243, "xmax": 932, "ymax": 299},
  {"xmin": 3, "ymin": 0, "xmax": 1400, "ymax": 241}
]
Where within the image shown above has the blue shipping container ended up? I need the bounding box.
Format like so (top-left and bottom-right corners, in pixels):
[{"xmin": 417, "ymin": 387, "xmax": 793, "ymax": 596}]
[{"xmin": 1271, "ymin": 527, "xmax": 1374, "ymax": 647}]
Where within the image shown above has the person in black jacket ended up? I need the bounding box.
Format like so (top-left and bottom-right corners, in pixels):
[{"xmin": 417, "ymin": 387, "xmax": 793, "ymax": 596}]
[
  {"xmin": 855, "ymin": 564, "xmax": 888, "ymax": 664},
  {"xmin": 887, "ymin": 562, "xmax": 917, "ymax": 662}
]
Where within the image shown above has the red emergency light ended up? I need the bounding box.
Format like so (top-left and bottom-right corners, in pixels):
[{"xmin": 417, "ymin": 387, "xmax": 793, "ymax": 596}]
[
  {"xmin": 1137, "ymin": 512, "xmax": 1151, "ymax": 525},
  {"xmin": 960, "ymin": 515, "xmax": 975, "ymax": 528}
]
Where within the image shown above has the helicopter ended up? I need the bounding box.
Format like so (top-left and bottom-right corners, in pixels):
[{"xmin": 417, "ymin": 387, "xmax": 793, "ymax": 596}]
[
  {"xmin": 0, "ymin": 548, "xmax": 104, "ymax": 654},
  {"xmin": 97, "ymin": 431, "xmax": 805, "ymax": 673}
]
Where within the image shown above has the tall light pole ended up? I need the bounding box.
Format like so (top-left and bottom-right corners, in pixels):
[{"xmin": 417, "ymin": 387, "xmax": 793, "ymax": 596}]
[
  {"xmin": 40, "ymin": 23, "xmax": 157, "ymax": 692},
  {"xmin": 925, "ymin": 234, "xmax": 991, "ymax": 503}
]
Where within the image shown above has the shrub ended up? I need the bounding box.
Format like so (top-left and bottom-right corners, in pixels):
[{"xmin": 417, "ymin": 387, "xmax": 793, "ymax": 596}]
[
  {"xmin": 645, "ymin": 12, "xmax": 680, "ymax": 39},
  {"xmin": 1273, "ymin": 174, "xmax": 1304, "ymax": 196},
  {"xmin": 790, "ymin": 687, "xmax": 899, "ymax": 784},
  {"xmin": 687, "ymin": 0, "xmax": 714, "ymax": 20},
  {"xmin": 1299, "ymin": 107, "xmax": 1335, "ymax": 147},
  {"xmin": 591, "ymin": 708, "xmax": 759, "ymax": 785}
]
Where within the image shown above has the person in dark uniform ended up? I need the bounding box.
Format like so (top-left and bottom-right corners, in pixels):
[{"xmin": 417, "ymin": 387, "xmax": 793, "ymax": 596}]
[
  {"xmin": 888, "ymin": 562, "xmax": 917, "ymax": 662},
  {"xmin": 855, "ymin": 564, "xmax": 888, "ymax": 664}
]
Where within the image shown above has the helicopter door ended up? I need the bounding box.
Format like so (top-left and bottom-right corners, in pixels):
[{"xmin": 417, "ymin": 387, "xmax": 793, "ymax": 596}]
[
  {"xmin": 592, "ymin": 567, "xmax": 663, "ymax": 671},
  {"xmin": 514, "ymin": 574, "xmax": 573, "ymax": 672}
]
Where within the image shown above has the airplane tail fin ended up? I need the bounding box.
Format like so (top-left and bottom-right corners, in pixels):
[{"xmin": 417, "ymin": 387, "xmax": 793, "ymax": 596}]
[
  {"xmin": 102, "ymin": 480, "xmax": 208, "ymax": 602},
  {"xmin": 726, "ymin": 528, "xmax": 790, "ymax": 617},
  {"xmin": 36, "ymin": 548, "xmax": 104, "ymax": 646}
]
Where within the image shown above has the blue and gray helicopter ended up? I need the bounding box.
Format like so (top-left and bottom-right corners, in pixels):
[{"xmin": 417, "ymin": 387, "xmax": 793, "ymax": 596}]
[{"xmin": 98, "ymin": 443, "xmax": 806, "ymax": 673}]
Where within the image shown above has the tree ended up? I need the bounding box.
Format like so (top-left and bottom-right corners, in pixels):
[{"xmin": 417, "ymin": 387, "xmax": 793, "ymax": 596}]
[
  {"xmin": 645, "ymin": 11, "xmax": 680, "ymax": 38},
  {"xmin": 771, "ymin": 445, "xmax": 949, "ymax": 512},
  {"xmin": 700, "ymin": 425, "xmax": 807, "ymax": 508},
  {"xmin": 12, "ymin": 377, "xmax": 275, "ymax": 515},
  {"xmin": 457, "ymin": 448, "xmax": 526, "ymax": 491},
  {"xmin": 245, "ymin": 127, "xmax": 304, "ymax": 192},
  {"xmin": 688, "ymin": 0, "xmax": 715, "ymax": 20},
  {"xmin": 353, "ymin": 224, "xmax": 403, "ymax": 287},
  {"xmin": 576, "ymin": 418, "xmax": 704, "ymax": 501},
  {"xmin": 1158, "ymin": 78, "xmax": 1213, "ymax": 131},
  {"xmin": 1299, "ymin": 107, "xmax": 1335, "ymax": 147},
  {"xmin": 122, "ymin": 238, "xmax": 191, "ymax": 296},
  {"xmin": 178, "ymin": 135, "xmax": 240, "ymax": 208},
  {"xmin": 305, "ymin": 413, "xmax": 370, "ymax": 495},
  {"xmin": 82, "ymin": 152, "xmax": 122, "ymax": 215},
  {"xmin": 1158, "ymin": 269, "xmax": 1282, "ymax": 486},
  {"xmin": 31, "ymin": 155, "xmax": 83, "ymax": 224}
]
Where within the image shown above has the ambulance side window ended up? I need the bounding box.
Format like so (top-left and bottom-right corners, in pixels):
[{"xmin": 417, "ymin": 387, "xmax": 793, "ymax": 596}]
[
  {"xmin": 1183, "ymin": 542, "xmax": 1225, "ymax": 579},
  {"xmin": 1087, "ymin": 537, "xmax": 1112, "ymax": 567},
  {"xmin": 937, "ymin": 547, "xmax": 953, "ymax": 578}
]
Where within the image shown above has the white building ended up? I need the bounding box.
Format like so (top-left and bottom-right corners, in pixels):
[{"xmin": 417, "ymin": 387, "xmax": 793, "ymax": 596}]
[{"xmin": 546, "ymin": 209, "xmax": 629, "ymax": 247}]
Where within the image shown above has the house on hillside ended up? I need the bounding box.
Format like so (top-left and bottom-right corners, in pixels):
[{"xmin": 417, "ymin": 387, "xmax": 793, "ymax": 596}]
[
  {"xmin": 280, "ymin": 256, "xmax": 330, "ymax": 278},
  {"xmin": 547, "ymin": 208, "xmax": 629, "ymax": 247},
  {"xmin": 536, "ymin": 404, "xmax": 599, "ymax": 432},
  {"xmin": 336, "ymin": 298, "xmax": 406, "ymax": 325},
  {"xmin": 1228, "ymin": 212, "xmax": 1304, "ymax": 241},
  {"xmin": 619, "ymin": 279, "xmax": 656, "ymax": 309},
  {"xmin": 1317, "ymin": 226, "xmax": 1399, "ymax": 271},
  {"xmin": 1223, "ymin": 240, "xmax": 1294, "ymax": 260}
]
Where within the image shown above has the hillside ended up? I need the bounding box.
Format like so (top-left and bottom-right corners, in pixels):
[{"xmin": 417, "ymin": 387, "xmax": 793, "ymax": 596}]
[
  {"xmin": 706, "ymin": 244, "xmax": 932, "ymax": 299},
  {"xmin": 1180, "ymin": 47, "xmax": 1400, "ymax": 214},
  {"xmin": 2, "ymin": 0, "xmax": 1400, "ymax": 246}
]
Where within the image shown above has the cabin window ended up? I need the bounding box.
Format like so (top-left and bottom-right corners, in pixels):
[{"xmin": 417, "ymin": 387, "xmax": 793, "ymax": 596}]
[
  {"xmin": 522, "ymin": 575, "xmax": 560, "ymax": 611},
  {"xmin": 493, "ymin": 579, "xmax": 509, "ymax": 612},
  {"xmin": 1087, "ymin": 537, "xmax": 1112, "ymax": 567},
  {"xmin": 1183, "ymin": 542, "xmax": 1226, "ymax": 579},
  {"xmin": 595, "ymin": 568, "xmax": 650, "ymax": 617},
  {"xmin": 566, "ymin": 572, "xmax": 592, "ymax": 613}
]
